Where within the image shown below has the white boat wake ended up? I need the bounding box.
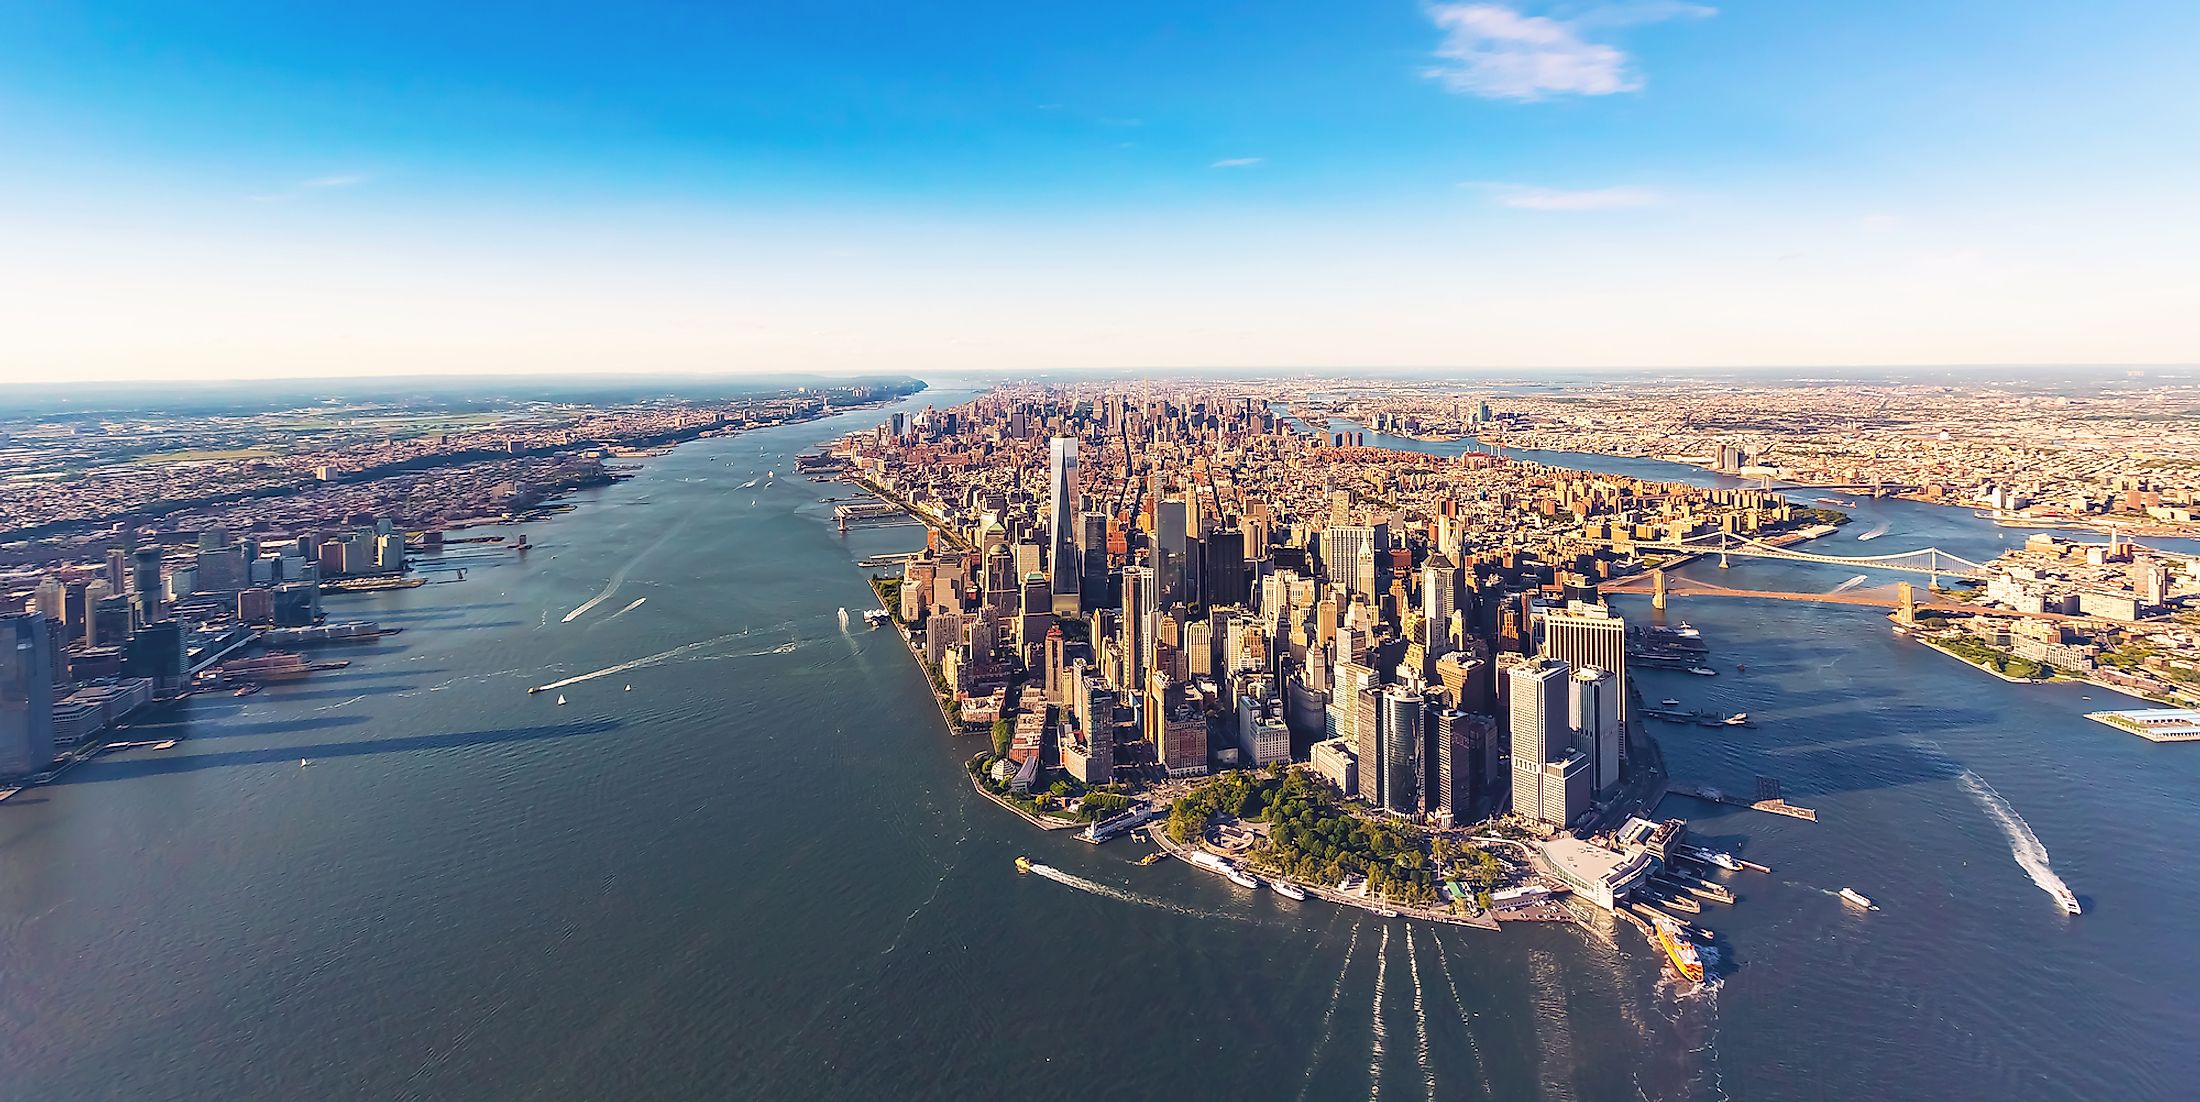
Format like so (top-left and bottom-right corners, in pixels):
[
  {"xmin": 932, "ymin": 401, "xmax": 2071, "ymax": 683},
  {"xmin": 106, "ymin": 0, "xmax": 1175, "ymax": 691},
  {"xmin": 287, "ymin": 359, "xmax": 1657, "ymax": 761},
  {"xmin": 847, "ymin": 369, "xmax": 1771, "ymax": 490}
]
[
  {"xmin": 1404, "ymin": 928, "xmax": 1438, "ymax": 1102},
  {"xmin": 1959, "ymin": 770, "xmax": 2077, "ymax": 913},
  {"xmin": 1294, "ymin": 922, "xmax": 1363, "ymax": 1102},
  {"xmin": 561, "ymin": 520, "xmax": 687, "ymax": 623},
  {"xmin": 527, "ymin": 633, "xmax": 806, "ymax": 694},
  {"xmin": 1368, "ymin": 924, "xmax": 1390, "ymax": 1101},
  {"xmin": 1427, "ymin": 936, "xmax": 1491, "ymax": 1098},
  {"xmin": 1024, "ymin": 863, "xmax": 1250, "ymax": 923},
  {"xmin": 1855, "ymin": 522, "xmax": 1890, "ymax": 541},
  {"xmin": 1828, "ymin": 574, "xmax": 1869, "ymax": 594},
  {"xmin": 601, "ymin": 597, "xmax": 648, "ymax": 623}
]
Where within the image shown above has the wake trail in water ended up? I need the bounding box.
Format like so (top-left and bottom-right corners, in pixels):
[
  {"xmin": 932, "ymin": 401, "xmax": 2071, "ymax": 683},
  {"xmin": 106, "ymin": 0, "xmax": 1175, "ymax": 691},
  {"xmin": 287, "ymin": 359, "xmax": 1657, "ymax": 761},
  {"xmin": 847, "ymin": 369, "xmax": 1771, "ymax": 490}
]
[
  {"xmin": 528, "ymin": 633, "xmax": 807, "ymax": 693},
  {"xmin": 560, "ymin": 518, "xmax": 689, "ymax": 623},
  {"xmin": 1959, "ymin": 770, "xmax": 2077, "ymax": 911},
  {"xmin": 312, "ymin": 695, "xmax": 367, "ymax": 713},
  {"xmin": 1429, "ymin": 936, "xmax": 1492, "ymax": 1099},
  {"xmin": 1294, "ymin": 922, "xmax": 1363, "ymax": 1102},
  {"xmin": 1828, "ymin": 574, "xmax": 1869, "ymax": 594},
  {"xmin": 1405, "ymin": 928, "xmax": 1437, "ymax": 1102},
  {"xmin": 602, "ymin": 597, "xmax": 647, "ymax": 623},
  {"xmin": 1528, "ymin": 949, "xmax": 1578, "ymax": 1102},
  {"xmin": 1025, "ymin": 864, "xmax": 1251, "ymax": 923},
  {"xmin": 1855, "ymin": 522, "xmax": 1889, "ymax": 541},
  {"xmin": 1368, "ymin": 925, "xmax": 1390, "ymax": 1101}
]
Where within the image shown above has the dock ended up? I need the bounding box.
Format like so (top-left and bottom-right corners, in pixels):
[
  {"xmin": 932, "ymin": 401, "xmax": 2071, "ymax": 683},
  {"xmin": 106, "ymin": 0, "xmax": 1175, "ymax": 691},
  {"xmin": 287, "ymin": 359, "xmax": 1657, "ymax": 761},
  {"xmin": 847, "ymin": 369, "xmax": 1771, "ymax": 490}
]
[{"xmin": 1666, "ymin": 783, "xmax": 1819, "ymax": 822}]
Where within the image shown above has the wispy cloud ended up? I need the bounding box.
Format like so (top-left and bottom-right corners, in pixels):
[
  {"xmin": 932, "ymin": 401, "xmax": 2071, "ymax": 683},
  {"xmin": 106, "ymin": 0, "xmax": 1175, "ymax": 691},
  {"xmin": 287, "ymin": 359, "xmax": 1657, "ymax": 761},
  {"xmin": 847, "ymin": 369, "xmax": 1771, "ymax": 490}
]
[
  {"xmin": 1422, "ymin": 3, "xmax": 1713, "ymax": 101},
  {"xmin": 1210, "ymin": 157, "xmax": 1265, "ymax": 169},
  {"xmin": 1471, "ymin": 182, "xmax": 1665, "ymax": 210},
  {"xmin": 250, "ymin": 173, "xmax": 369, "ymax": 203}
]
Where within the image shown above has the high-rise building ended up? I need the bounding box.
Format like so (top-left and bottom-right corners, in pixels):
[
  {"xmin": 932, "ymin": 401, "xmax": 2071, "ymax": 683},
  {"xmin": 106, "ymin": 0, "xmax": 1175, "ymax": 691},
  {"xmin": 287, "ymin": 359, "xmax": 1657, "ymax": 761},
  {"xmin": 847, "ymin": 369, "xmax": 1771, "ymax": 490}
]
[
  {"xmin": 1201, "ymin": 528, "xmax": 1248, "ymax": 608},
  {"xmin": 130, "ymin": 547, "xmax": 163, "ymax": 626},
  {"xmin": 1323, "ymin": 525, "xmax": 1383, "ymax": 599},
  {"xmin": 1420, "ymin": 556, "xmax": 1459, "ymax": 654},
  {"xmin": 31, "ymin": 578, "xmax": 66, "ymax": 624},
  {"xmin": 0, "ymin": 614, "xmax": 59, "ymax": 776},
  {"xmin": 1047, "ymin": 437, "xmax": 1080, "ymax": 604},
  {"xmin": 1119, "ymin": 566, "xmax": 1154, "ymax": 696},
  {"xmin": 1540, "ymin": 601, "xmax": 1627, "ymax": 724},
  {"xmin": 1509, "ymin": 658, "xmax": 1583, "ymax": 825},
  {"xmin": 1569, "ymin": 665, "xmax": 1621, "ymax": 796},
  {"xmin": 1381, "ymin": 686, "xmax": 1424, "ymax": 816}
]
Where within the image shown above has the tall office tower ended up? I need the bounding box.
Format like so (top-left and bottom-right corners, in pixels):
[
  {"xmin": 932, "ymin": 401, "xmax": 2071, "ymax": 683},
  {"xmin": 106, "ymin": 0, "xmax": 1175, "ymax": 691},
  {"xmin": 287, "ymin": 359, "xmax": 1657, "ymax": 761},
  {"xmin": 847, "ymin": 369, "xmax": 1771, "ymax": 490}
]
[
  {"xmin": 1201, "ymin": 528, "xmax": 1247, "ymax": 608},
  {"xmin": 1420, "ymin": 556, "xmax": 1460, "ymax": 654},
  {"xmin": 0, "ymin": 614, "xmax": 58, "ymax": 777},
  {"xmin": 197, "ymin": 526, "xmax": 231, "ymax": 552},
  {"xmin": 1154, "ymin": 498, "xmax": 1189, "ymax": 602},
  {"xmin": 1147, "ymin": 669, "xmax": 1208, "ymax": 778},
  {"xmin": 1076, "ymin": 511, "xmax": 1109, "ymax": 611},
  {"xmin": 77, "ymin": 580, "xmax": 110, "ymax": 646},
  {"xmin": 1381, "ymin": 686, "xmax": 1424, "ymax": 815},
  {"xmin": 1569, "ymin": 665, "xmax": 1621, "ymax": 796},
  {"xmin": 105, "ymin": 547, "xmax": 128, "ymax": 591},
  {"xmin": 31, "ymin": 578, "xmax": 65, "ymax": 623},
  {"xmin": 1540, "ymin": 601, "xmax": 1628, "ymax": 723},
  {"xmin": 1120, "ymin": 567, "xmax": 1154, "ymax": 697},
  {"xmin": 375, "ymin": 533, "xmax": 407, "ymax": 573},
  {"xmin": 130, "ymin": 547, "xmax": 163, "ymax": 626},
  {"xmin": 1431, "ymin": 707, "xmax": 1492, "ymax": 820},
  {"xmin": 1346, "ymin": 681, "xmax": 1381, "ymax": 805},
  {"xmin": 1321, "ymin": 525, "xmax": 1373, "ymax": 598},
  {"xmin": 1047, "ymin": 437, "xmax": 1080, "ymax": 604},
  {"xmin": 1509, "ymin": 658, "xmax": 1579, "ymax": 825}
]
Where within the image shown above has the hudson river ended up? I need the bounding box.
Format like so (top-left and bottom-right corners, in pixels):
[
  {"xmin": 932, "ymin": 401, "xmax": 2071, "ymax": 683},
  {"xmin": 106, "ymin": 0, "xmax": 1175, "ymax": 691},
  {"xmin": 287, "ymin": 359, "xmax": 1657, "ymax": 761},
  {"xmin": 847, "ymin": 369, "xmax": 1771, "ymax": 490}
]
[{"xmin": 3, "ymin": 391, "xmax": 2196, "ymax": 1100}]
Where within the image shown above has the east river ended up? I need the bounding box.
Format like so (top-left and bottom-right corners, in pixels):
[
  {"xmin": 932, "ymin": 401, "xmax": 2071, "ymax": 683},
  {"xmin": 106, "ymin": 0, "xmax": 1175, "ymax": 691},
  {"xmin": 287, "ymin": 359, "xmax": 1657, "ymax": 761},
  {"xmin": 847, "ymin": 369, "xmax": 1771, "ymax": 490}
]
[{"xmin": 3, "ymin": 391, "xmax": 2197, "ymax": 1100}]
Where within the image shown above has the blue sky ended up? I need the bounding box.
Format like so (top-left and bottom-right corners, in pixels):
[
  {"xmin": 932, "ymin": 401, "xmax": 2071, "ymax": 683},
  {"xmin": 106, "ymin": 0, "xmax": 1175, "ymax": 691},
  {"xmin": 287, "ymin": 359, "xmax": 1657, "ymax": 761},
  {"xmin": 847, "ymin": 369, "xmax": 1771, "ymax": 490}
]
[{"xmin": 2, "ymin": 1, "xmax": 2196, "ymax": 380}]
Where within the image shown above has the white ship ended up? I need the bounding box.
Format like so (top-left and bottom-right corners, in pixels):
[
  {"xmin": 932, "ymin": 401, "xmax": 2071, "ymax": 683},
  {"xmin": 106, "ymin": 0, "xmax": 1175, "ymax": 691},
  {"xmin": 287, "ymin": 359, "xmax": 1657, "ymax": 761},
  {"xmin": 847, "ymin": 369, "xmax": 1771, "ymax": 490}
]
[
  {"xmin": 1226, "ymin": 868, "xmax": 1261, "ymax": 890},
  {"xmin": 1687, "ymin": 666, "xmax": 1719, "ymax": 676},
  {"xmin": 2052, "ymin": 884, "xmax": 2082, "ymax": 916},
  {"xmin": 1271, "ymin": 881, "xmax": 1308, "ymax": 902},
  {"xmin": 1839, "ymin": 887, "xmax": 1877, "ymax": 910}
]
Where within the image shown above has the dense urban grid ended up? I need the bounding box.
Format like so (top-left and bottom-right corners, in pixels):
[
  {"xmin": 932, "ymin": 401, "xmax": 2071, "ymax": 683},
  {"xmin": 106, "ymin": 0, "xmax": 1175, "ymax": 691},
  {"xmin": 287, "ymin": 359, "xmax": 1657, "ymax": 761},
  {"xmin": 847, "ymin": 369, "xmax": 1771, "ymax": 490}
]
[{"xmin": 0, "ymin": 379, "xmax": 919, "ymax": 783}]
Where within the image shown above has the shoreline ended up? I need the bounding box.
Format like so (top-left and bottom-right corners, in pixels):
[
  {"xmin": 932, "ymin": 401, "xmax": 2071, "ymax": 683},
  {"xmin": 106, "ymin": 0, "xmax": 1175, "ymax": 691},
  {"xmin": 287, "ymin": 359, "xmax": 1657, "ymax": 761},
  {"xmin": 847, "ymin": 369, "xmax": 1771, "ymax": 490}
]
[{"xmin": 1144, "ymin": 817, "xmax": 1504, "ymax": 930}]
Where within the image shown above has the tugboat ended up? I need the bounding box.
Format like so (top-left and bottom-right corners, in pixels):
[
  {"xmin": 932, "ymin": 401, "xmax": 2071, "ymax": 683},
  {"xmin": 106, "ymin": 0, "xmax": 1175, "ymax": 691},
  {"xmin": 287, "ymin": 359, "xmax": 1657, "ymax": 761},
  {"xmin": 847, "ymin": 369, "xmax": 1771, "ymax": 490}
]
[{"xmin": 1014, "ymin": 856, "xmax": 1033, "ymax": 875}]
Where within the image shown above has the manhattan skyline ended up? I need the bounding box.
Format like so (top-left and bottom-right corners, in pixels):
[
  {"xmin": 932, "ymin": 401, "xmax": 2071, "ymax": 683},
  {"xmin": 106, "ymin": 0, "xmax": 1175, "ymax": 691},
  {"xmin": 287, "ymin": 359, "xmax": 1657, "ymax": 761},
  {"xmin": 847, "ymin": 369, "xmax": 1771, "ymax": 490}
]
[{"xmin": 4, "ymin": 1, "xmax": 2198, "ymax": 381}]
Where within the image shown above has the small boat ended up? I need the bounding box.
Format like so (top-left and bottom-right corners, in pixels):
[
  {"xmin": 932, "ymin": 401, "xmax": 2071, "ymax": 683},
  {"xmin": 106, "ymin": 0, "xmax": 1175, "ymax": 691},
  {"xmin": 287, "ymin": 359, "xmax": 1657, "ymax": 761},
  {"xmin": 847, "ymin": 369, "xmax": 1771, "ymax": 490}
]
[
  {"xmin": 1226, "ymin": 868, "xmax": 1262, "ymax": 890},
  {"xmin": 1137, "ymin": 852, "xmax": 1165, "ymax": 866},
  {"xmin": 1014, "ymin": 856, "xmax": 1033, "ymax": 874},
  {"xmin": 1272, "ymin": 881, "xmax": 1308, "ymax": 902},
  {"xmin": 1661, "ymin": 698, "xmax": 1681, "ymax": 706},
  {"xmin": 624, "ymin": 684, "xmax": 632, "ymax": 692},
  {"xmin": 2053, "ymin": 884, "xmax": 2082, "ymax": 916},
  {"xmin": 1683, "ymin": 847, "xmax": 1743, "ymax": 872},
  {"xmin": 299, "ymin": 759, "xmax": 311, "ymax": 767},
  {"xmin": 1723, "ymin": 712, "xmax": 1750, "ymax": 726},
  {"xmin": 1687, "ymin": 667, "xmax": 1718, "ymax": 677},
  {"xmin": 556, "ymin": 694, "xmax": 567, "ymax": 706},
  {"xmin": 1839, "ymin": 887, "xmax": 1877, "ymax": 910},
  {"xmin": 1374, "ymin": 907, "xmax": 1401, "ymax": 919}
]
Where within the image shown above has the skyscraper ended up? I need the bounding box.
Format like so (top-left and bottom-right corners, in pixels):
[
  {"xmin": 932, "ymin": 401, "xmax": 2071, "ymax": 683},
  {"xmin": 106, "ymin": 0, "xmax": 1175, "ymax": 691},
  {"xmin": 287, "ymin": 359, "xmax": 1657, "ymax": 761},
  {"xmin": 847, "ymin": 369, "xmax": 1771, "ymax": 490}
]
[
  {"xmin": 1120, "ymin": 566, "xmax": 1153, "ymax": 696},
  {"xmin": 1509, "ymin": 658, "xmax": 1586, "ymax": 826},
  {"xmin": 1569, "ymin": 665, "xmax": 1621, "ymax": 796},
  {"xmin": 130, "ymin": 546, "xmax": 163, "ymax": 626},
  {"xmin": 1540, "ymin": 601, "xmax": 1627, "ymax": 724},
  {"xmin": 1381, "ymin": 685, "xmax": 1424, "ymax": 816},
  {"xmin": 1047, "ymin": 437, "xmax": 1079, "ymax": 606},
  {"xmin": 0, "ymin": 614, "xmax": 58, "ymax": 777}
]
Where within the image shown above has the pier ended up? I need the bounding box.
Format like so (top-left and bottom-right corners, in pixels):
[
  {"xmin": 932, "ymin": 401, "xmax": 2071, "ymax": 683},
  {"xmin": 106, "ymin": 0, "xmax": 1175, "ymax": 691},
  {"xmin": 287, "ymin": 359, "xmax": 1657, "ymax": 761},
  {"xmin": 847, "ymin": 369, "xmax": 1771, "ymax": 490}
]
[{"xmin": 1664, "ymin": 781, "xmax": 1820, "ymax": 822}]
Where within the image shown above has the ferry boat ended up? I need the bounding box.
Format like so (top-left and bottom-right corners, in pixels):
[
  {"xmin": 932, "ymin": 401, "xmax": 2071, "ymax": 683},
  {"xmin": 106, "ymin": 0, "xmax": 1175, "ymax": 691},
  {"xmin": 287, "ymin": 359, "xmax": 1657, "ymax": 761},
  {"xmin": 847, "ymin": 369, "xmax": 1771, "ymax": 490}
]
[
  {"xmin": 1271, "ymin": 881, "xmax": 1308, "ymax": 902},
  {"xmin": 1839, "ymin": 887, "xmax": 1877, "ymax": 910},
  {"xmin": 1687, "ymin": 667, "xmax": 1718, "ymax": 677},
  {"xmin": 1682, "ymin": 846, "xmax": 1743, "ymax": 872},
  {"xmin": 1723, "ymin": 712, "xmax": 1750, "ymax": 726},
  {"xmin": 1137, "ymin": 852, "xmax": 1165, "ymax": 867},
  {"xmin": 1226, "ymin": 868, "xmax": 1262, "ymax": 890},
  {"xmin": 2053, "ymin": 884, "xmax": 2083, "ymax": 915},
  {"xmin": 1014, "ymin": 856, "xmax": 1033, "ymax": 874},
  {"xmin": 1653, "ymin": 917, "xmax": 1706, "ymax": 983},
  {"xmin": 1661, "ymin": 698, "xmax": 1681, "ymax": 706}
]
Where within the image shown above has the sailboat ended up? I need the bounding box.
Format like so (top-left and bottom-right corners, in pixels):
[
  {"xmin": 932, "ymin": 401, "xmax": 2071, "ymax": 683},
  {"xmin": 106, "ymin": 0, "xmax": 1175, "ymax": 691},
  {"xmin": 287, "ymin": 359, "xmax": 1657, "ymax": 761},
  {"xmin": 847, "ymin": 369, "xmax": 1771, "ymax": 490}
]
[
  {"xmin": 556, "ymin": 694, "xmax": 567, "ymax": 706},
  {"xmin": 624, "ymin": 684, "xmax": 632, "ymax": 692}
]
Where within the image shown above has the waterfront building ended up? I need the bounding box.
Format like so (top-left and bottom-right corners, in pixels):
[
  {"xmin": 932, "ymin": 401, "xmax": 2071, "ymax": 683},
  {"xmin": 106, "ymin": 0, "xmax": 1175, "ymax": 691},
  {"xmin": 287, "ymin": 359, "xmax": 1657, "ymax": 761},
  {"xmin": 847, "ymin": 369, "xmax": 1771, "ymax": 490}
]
[
  {"xmin": 1146, "ymin": 669, "xmax": 1208, "ymax": 778},
  {"xmin": 0, "ymin": 614, "xmax": 59, "ymax": 777},
  {"xmin": 1509, "ymin": 658, "xmax": 1578, "ymax": 825},
  {"xmin": 1311, "ymin": 736, "xmax": 1358, "ymax": 797},
  {"xmin": 1381, "ymin": 685, "xmax": 1424, "ymax": 815},
  {"xmin": 1540, "ymin": 601, "xmax": 1627, "ymax": 724},
  {"xmin": 1236, "ymin": 690, "xmax": 1291, "ymax": 768},
  {"xmin": 1569, "ymin": 664, "xmax": 1621, "ymax": 796},
  {"xmin": 1046, "ymin": 437, "xmax": 1079, "ymax": 608},
  {"xmin": 1538, "ymin": 835, "xmax": 1655, "ymax": 911}
]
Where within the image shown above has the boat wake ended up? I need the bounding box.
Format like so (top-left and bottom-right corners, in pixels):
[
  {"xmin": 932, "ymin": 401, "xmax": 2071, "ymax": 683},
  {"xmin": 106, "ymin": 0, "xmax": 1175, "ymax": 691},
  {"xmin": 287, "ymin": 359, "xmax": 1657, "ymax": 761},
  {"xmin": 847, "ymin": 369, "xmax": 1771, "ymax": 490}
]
[
  {"xmin": 1404, "ymin": 928, "xmax": 1438, "ymax": 1102},
  {"xmin": 1024, "ymin": 863, "xmax": 1250, "ymax": 923},
  {"xmin": 1367, "ymin": 925, "xmax": 1391, "ymax": 1101},
  {"xmin": 1959, "ymin": 770, "xmax": 2077, "ymax": 913},
  {"xmin": 601, "ymin": 597, "xmax": 648, "ymax": 623},
  {"xmin": 1427, "ymin": 935, "xmax": 1492, "ymax": 1098},
  {"xmin": 528, "ymin": 633, "xmax": 808, "ymax": 693},
  {"xmin": 1855, "ymin": 522, "xmax": 1890, "ymax": 541},
  {"xmin": 1828, "ymin": 574, "xmax": 1869, "ymax": 594},
  {"xmin": 1294, "ymin": 922, "xmax": 1363, "ymax": 1102},
  {"xmin": 561, "ymin": 519, "xmax": 688, "ymax": 623}
]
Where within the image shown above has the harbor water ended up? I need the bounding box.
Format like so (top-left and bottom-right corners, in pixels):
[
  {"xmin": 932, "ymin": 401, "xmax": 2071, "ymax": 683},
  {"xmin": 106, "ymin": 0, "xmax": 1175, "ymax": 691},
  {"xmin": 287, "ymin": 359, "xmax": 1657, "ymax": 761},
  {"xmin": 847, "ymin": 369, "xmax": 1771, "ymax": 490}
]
[{"xmin": 1, "ymin": 394, "xmax": 2197, "ymax": 1099}]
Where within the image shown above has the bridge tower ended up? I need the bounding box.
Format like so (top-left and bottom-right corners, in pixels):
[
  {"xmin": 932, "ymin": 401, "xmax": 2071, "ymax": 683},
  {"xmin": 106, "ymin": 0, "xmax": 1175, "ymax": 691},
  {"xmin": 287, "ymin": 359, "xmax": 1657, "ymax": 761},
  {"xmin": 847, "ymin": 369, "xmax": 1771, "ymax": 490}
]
[
  {"xmin": 1652, "ymin": 568, "xmax": 1668, "ymax": 610},
  {"xmin": 1717, "ymin": 531, "xmax": 1731, "ymax": 570},
  {"xmin": 1925, "ymin": 549, "xmax": 1938, "ymax": 591}
]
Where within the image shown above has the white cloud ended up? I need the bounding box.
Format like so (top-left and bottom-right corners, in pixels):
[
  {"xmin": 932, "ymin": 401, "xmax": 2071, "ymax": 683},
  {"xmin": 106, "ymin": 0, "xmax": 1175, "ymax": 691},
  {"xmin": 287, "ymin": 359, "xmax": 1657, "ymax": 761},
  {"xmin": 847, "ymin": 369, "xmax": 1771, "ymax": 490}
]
[
  {"xmin": 1474, "ymin": 182, "xmax": 1664, "ymax": 210},
  {"xmin": 250, "ymin": 173, "xmax": 369, "ymax": 202},
  {"xmin": 1422, "ymin": 3, "xmax": 1712, "ymax": 101},
  {"xmin": 1210, "ymin": 157, "xmax": 1265, "ymax": 168}
]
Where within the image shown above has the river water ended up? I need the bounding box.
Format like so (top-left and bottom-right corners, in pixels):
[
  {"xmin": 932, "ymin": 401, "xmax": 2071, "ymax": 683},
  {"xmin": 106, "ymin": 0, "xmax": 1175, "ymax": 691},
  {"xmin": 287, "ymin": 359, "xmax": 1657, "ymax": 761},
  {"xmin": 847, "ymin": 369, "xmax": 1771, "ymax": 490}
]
[{"xmin": 1, "ymin": 393, "xmax": 2194, "ymax": 1100}]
